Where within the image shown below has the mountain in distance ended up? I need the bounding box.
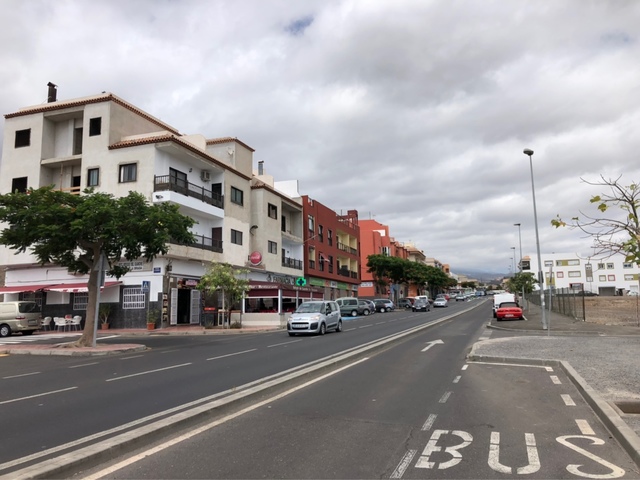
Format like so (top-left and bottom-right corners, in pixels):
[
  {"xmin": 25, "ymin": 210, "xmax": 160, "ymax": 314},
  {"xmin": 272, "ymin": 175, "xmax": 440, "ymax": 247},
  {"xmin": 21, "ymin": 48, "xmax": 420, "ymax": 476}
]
[{"xmin": 454, "ymin": 268, "xmax": 507, "ymax": 283}]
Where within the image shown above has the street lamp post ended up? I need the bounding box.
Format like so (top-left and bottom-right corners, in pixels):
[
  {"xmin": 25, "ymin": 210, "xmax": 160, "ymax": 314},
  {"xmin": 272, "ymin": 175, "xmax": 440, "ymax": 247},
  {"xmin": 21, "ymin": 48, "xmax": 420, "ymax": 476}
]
[
  {"xmin": 524, "ymin": 148, "xmax": 548, "ymax": 330},
  {"xmin": 511, "ymin": 247, "xmax": 516, "ymax": 274},
  {"xmin": 514, "ymin": 222, "xmax": 525, "ymax": 309}
]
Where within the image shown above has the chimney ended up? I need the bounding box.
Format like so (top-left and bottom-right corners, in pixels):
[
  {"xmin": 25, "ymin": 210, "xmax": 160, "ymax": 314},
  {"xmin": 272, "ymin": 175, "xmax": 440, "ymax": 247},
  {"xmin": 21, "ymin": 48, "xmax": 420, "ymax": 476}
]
[
  {"xmin": 47, "ymin": 82, "xmax": 57, "ymax": 103},
  {"xmin": 258, "ymin": 161, "xmax": 264, "ymax": 175}
]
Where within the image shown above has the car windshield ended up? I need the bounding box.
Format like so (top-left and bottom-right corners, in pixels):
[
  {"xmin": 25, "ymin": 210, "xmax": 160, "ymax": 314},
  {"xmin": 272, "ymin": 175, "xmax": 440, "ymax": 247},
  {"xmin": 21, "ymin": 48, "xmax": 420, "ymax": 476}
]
[{"xmin": 295, "ymin": 303, "xmax": 323, "ymax": 313}]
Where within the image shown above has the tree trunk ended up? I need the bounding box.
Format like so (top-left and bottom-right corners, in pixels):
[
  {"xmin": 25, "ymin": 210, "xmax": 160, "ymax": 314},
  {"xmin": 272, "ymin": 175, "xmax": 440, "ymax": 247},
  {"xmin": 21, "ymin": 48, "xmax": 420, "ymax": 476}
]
[{"xmin": 75, "ymin": 263, "xmax": 100, "ymax": 347}]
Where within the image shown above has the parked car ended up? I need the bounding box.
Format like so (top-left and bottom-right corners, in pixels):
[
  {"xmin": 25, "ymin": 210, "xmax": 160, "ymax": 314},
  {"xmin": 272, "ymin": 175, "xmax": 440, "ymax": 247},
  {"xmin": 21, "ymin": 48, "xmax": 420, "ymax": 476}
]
[
  {"xmin": 0, "ymin": 301, "xmax": 43, "ymax": 337},
  {"xmin": 433, "ymin": 297, "xmax": 449, "ymax": 308},
  {"xmin": 358, "ymin": 300, "xmax": 373, "ymax": 316},
  {"xmin": 455, "ymin": 294, "xmax": 466, "ymax": 302},
  {"xmin": 415, "ymin": 295, "xmax": 432, "ymax": 305},
  {"xmin": 373, "ymin": 298, "xmax": 395, "ymax": 312},
  {"xmin": 397, "ymin": 298, "xmax": 414, "ymax": 309},
  {"xmin": 412, "ymin": 297, "xmax": 431, "ymax": 312},
  {"xmin": 495, "ymin": 301, "xmax": 524, "ymax": 320},
  {"xmin": 287, "ymin": 300, "xmax": 342, "ymax": 336},
  {"xmin": 335, "ymin": 297, "xmax": 368, "ymax": 317}
]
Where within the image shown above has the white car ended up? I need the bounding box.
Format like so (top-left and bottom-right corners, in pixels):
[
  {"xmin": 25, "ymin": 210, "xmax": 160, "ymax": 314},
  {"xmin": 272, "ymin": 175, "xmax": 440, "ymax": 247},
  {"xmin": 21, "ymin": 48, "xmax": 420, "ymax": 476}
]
[
  {"xmin": 433, "ymin": 298, "xmax": 449, "ymax": 308},
  {"xmin": 287, "ymin": 301, "xmax": 342, "ymax": 336}
]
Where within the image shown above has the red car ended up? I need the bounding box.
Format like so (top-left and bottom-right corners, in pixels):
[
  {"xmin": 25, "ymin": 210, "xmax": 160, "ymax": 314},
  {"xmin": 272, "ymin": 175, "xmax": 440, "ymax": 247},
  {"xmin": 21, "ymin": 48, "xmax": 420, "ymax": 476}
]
[{"xmin": 495, "ymin": 302, "xmax": 524, "ymax": 320}]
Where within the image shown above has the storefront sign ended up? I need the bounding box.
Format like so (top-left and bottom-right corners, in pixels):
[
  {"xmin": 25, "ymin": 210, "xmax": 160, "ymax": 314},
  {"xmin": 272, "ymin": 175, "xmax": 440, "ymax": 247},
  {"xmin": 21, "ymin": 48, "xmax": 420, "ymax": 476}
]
[
  {"xmin": 267, "ymin": 274, "xmax": 296, "ymax": 285},
  {"xmin": 249, "ymin": 251, "xmax": 263, "ymax": 266},
  {"xmin": 118, "ymin": 261, "xmax": 145, "ymax": 271}
]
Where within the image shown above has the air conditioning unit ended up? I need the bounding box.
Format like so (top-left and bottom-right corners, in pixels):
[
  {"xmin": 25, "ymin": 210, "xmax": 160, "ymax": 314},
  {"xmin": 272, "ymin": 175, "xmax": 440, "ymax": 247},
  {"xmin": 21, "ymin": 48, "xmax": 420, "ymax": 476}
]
[{"xmin": 200, "ymin": 170, "xmax": 211, "ymax": 182}]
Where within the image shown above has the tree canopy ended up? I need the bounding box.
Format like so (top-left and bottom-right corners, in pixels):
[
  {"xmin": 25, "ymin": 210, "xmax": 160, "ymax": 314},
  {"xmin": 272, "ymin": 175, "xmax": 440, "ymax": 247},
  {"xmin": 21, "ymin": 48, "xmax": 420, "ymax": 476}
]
[
  {"xmin": 506, "ymin": 272, "xmax": 537, "ymax": 294},
  {"xmin": 197, "ymin": 262, "xmax": 249, "ymax": 326},
  {"xmin": 0, "ymin": 187, "xmax": 195, "ymax": 346},
  {"xmin": 552, "ymin": 176, "xmax": 640, "ymax": 264}
]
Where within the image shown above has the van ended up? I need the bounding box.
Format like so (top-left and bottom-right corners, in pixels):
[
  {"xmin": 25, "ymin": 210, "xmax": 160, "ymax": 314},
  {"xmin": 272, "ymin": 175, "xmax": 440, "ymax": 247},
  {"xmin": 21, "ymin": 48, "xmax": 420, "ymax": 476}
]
[
  {"xmin": 492, "ymin": 293, "xmax": 516, "ymax": 318},
  {"xmin": 0, "ymin": 301, "xmax": 42, "ymax": 337},
  {"xmin": 335, "ymin": 297, "xmax": 367, "ymax": 317}
]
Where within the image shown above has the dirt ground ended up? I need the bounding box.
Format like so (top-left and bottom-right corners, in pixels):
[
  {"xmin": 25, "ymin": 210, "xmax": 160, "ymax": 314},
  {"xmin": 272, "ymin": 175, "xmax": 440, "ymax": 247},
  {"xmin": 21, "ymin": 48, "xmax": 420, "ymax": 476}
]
[{"xmin": 585, "ymin": 297, "xmax": 640, "ymax": 326}]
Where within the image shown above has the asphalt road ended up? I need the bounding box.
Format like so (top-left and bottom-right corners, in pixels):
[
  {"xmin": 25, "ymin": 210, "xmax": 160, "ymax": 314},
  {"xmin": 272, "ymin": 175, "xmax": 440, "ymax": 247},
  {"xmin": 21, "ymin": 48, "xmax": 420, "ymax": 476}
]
[{"xmin": 72, "ymin": 306, "xmax": 638, "ymax": 479}]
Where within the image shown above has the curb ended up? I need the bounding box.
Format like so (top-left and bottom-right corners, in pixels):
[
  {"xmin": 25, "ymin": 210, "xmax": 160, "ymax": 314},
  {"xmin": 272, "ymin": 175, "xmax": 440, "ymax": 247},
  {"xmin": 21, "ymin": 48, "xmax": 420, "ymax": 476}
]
[
  {"xmin": 466, "ymin": 352, "xmax": 640, "ymax": 469},
  {"xmin": 0, "ymin": 345, "xmax": 147, "ymax": 356}
]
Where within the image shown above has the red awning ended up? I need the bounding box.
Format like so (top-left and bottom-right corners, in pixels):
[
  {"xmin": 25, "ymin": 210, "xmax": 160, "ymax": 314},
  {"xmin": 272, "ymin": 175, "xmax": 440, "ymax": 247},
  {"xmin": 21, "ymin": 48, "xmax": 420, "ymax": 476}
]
[
  {"xmin": 0, "ymin": 284, "xmax": 54, "ymax": 294},
  {"xmin": 45, "ymin": 281, "xmax": 122, "ymax": 293}
]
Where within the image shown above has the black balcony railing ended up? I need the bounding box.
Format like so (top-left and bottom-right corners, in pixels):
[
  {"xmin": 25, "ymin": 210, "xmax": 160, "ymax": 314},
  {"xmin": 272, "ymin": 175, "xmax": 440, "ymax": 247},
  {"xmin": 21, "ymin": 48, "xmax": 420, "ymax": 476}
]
[
  {"xmin": 172, "ymin": 234, "xmax": 223, "ymax": 253},
  {"xmin": 282, "ymin": 257, "xmax": 303, "ymax": 270},
  {"xmin": 337, "ymin": 242, "xmax": 357, "ymax": 255},
  {"xmin": 154, "ymin": 175, "xmax": 224, "ymax": 209},
  {"xmin": 309, "ymin": 260, "xmax": 316, "ymax": 269}
]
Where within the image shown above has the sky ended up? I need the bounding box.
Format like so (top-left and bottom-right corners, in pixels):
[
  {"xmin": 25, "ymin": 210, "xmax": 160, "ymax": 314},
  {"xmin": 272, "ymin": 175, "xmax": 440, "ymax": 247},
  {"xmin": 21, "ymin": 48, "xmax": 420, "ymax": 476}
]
[{"xmin": 1, "ymin": 0, "xmax": 640, "ymax": 276}]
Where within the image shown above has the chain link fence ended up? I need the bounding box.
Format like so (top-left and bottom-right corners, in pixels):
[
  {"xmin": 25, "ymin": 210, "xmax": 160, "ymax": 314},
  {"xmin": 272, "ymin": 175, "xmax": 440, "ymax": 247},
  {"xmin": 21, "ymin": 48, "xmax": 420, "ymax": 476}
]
[{"xmin": 525, "ymin": 288, "xmax": 586, "ymax": 320}]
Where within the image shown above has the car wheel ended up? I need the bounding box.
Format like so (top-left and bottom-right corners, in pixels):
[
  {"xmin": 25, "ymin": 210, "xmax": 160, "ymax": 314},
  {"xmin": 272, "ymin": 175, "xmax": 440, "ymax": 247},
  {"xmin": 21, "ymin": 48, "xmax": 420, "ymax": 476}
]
[
  {"xmin": 350, "ymin": 310, "xmax": 358, "ymax": 317},
  {"xmin": 319, "ymin": 323, "xmax": 326, "ymax": 335},
  {"xmin": 363, "ymin": 309, "xmax": 370, "ymax": 316},
  {"xmin": 335, "ymin": 320, "xmax": 343, "ymax": 332},
  {"xmin": 412, "ymin": 308, "xmax": 416, "ymax": 312},
  {"xmin": 380, "ymin": 307, "xmax": 386, "ymax": 313},
  {"xmin": 0, "ymin": 324, "xmax": 11, "ymax": 338}
]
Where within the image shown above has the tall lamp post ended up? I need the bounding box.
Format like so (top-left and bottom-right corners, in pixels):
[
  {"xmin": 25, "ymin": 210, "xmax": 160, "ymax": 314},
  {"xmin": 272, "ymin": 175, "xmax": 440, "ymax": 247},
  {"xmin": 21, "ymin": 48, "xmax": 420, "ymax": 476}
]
[
  {"xmin": 524, "ymin": 148, "xmax": 548, "ymax": 330},
  {"xmin": 514, "ymin": 222, "xmax": 525, "ymax": 309},
  {"xmin": 511, "ymin": 247, "xmax": 516, "ymax": 275}
]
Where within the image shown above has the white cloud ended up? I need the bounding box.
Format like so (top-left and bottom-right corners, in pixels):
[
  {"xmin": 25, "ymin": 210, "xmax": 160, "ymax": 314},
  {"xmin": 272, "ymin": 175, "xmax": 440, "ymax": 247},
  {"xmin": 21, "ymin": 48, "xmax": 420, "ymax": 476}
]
[{"xmin": 2, "ymin": 0, "xmax": 640, "ymax": 274}]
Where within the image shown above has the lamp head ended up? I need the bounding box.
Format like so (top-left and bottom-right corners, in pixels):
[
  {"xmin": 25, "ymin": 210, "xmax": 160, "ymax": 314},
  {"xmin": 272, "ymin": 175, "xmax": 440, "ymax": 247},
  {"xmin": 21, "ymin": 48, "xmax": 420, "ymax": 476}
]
[
  {"xmin": 523, "ymin": 148, "xmax": 534, "ymax": 156},
  {"xmin": 514, "ymin": 223, "xmax": 521, "ymax": 227}
]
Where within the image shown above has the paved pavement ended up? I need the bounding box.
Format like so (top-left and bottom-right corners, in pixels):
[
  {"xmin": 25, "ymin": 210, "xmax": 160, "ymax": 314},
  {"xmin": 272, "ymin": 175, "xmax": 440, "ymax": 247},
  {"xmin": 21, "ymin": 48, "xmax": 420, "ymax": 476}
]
[
  {"xmin": 2, "ymin": 306, "xmax": 639, "ymax": 467},
  {"xmin": 474, "ymin": 303, "xmax": 640, "ymax": 467}
]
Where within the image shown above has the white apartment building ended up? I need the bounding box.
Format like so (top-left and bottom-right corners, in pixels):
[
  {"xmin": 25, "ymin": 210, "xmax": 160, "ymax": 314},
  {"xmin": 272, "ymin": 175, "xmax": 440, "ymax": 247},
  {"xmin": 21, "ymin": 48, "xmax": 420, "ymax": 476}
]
[
  {"xmin": 0, "ymin": 89, "xmax": 307, "ymax": 328},
  {"xmin": 525, "ymin": 252, "xmax": 640, "ymax": 296}
]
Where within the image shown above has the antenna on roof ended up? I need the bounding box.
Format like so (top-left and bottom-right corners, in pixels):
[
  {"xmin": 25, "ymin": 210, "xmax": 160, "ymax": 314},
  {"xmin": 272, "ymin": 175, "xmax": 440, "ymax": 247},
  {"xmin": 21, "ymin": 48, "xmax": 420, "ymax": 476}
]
[{"xmin": 47, "ymin": 82, "xmax": 57, "ymax": 103}]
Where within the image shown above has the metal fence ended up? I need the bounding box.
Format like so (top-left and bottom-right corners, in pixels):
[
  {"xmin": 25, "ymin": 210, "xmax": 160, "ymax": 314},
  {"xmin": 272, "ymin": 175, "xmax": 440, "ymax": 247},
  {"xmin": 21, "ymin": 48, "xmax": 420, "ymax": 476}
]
[{"xmin": 525, "ymin": 288, "xmax": 586, "ymax": 321}]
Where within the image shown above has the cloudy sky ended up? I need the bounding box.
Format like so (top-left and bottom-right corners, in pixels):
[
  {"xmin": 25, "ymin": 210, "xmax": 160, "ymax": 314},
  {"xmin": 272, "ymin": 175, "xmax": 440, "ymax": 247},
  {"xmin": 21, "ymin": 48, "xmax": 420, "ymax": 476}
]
[{"xmin": 2, "ymin": 0, "xmax": 639, "ymax": 276}]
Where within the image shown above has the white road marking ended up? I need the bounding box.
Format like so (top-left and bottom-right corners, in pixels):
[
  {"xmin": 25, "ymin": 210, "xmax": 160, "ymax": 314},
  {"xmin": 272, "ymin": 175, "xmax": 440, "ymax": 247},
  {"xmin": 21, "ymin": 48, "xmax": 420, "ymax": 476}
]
[
  {"xmin": 268, "ymin": 340, "xmax": 301, "ymax": 348},
  {"xmin": 2, "ymin": 371, "xmax": 40, "ymax": 379},
  {"xmin": 106, "ymin": 363, "xmax": 191, "ymax": 382},
  {"xmin": 561, "ymin": 394, "xmax": 576, "ymax": 406},
  {"xmin": 119, "ymin": 355, "xmax": 144, "ymax": 360},
  {"xmin": 206, "ymin": 349, "xmax": 256, "ymax": 360},
  {"xmin": 461, "ymin": 364, "xmax": 468, "ymax": 370},
  {"xmin": 160, "ymin": 349, "xmax": 180, "ymax": 354},
  {"xmin": 345, "ymin": 328, "xmax": 357, "ymax": 331},
  {"xmin": 545, "ymin": 367, "xmax": 554, "ymax": 372},
  {"xmin": 576, "ymin": 419, "xmax": 595, "ymax": 435},
  {"xmin": 421, "ymin": 414, "xmax": 437, "ymax": 431},
  {"xmin": 439, "ymin": 391, "xmax": 452, "ymax": 403},
  {"xmin": 488, "ymin": 432, "xmax": 540, "ymax": 474},
  {"xmin": 0, "ymin": 386, "xmax": 77, "ymax": 405},
  {"xmin": 453, "ymin": 376, "xmax": 461, "ymax": 384},
  {"xmin": 421, "ymin": 339, "xmax": 444, "ymax": 352},
  {"xmin": 557, "ymin": 435, "xmax": 625, "ymax": 478},
  {"xmin": 84, "ymin": 357, "xmax": 370, "ymax": 480},
  {"xmin": 68, "ymin": 362, "xmax": 99, "ymax": 369},
  {"xmin": 550, "ymin": 375, "xmax": 561, "ymax": 384},
  {"xmin": 358, "ymin": 324, "xmax": 372, "ymax": 328},
  {"xmin": 390, "ymin": 449, "xmax": 416, "ymax": 479}
]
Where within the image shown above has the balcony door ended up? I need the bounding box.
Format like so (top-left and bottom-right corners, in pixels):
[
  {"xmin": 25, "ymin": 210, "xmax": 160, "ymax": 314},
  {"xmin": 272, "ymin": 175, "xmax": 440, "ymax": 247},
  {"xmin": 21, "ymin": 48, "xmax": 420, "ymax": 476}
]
[{"xmin": 170, "ymin": 168, "xmax": 188, "ymax": 194}]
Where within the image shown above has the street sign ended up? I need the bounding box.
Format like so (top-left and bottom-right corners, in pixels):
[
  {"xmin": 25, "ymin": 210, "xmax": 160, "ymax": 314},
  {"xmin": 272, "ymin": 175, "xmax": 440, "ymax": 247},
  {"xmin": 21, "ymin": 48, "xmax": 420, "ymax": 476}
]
[
  {"xmin": 521, "ymin": 260, "xmax": 530, "ymax": 270},
  {"xmin": 141, "ymin": 280, "xmax": 150, "ymax": 293},
  {"xmin": 295, "ymin": 277, "xmax": 307, "ymax": 287}
]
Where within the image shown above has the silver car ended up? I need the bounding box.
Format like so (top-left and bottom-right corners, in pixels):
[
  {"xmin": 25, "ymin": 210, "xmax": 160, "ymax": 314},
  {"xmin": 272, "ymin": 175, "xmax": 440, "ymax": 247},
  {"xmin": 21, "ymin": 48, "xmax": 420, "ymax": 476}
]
[{"xmin": 287, "ymin": 301, "xmax": 342, "ymax": 336}]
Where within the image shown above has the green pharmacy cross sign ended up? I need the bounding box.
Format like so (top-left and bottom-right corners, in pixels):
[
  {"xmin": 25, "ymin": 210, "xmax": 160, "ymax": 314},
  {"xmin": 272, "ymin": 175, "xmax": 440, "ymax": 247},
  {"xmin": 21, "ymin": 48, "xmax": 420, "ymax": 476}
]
[{"xmin": 295, "ymin": 277, "xmax": 307, "ymax": 287}]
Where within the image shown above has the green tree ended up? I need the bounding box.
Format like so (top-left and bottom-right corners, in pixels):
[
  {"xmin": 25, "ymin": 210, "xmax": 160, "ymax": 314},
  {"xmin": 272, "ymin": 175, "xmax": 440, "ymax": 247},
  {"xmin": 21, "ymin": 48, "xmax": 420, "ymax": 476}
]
[
  {"xmin": 197, "ymin": 262, "xmax": 249, "ymax": 327},
  {"xmin": 552, "ymin": 176, "xmax": 640, "ymax": 264},
  {"xmin": 0, "ymin": 187, "xmax": 195, "ymax": 346},
  {"xmin": 506, "ymin": 272, "xmax": 537, "ymax": 294}
]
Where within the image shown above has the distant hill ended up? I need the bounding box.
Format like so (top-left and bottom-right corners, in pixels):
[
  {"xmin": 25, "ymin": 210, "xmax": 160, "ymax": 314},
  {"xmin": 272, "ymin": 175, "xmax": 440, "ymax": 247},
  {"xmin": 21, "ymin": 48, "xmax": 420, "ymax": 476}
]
[{"xmin": 454, "ymin": 269, "xmax": 506, "ymax": 282}]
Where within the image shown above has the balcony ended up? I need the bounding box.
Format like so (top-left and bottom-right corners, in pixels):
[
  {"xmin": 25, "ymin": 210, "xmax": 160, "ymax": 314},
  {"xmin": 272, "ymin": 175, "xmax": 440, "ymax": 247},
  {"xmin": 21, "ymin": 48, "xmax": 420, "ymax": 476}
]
[
  {"xmin": 154, "ymin": 175, "xmax": 224, "ymax": 209},
  {"xmin": 282, "ymin": 257, "xmax": 303, "ymax": 270},
  {"xmin": 338, "ymin": 268, "xmax": 359, "ymax": 279},
  {"xmin": 337, "ymin": 242, "xmax": 358, "ymax": 256},
  {"xmin": 172, "ymin": 234, "xmax": 223, "ymax": 253}
]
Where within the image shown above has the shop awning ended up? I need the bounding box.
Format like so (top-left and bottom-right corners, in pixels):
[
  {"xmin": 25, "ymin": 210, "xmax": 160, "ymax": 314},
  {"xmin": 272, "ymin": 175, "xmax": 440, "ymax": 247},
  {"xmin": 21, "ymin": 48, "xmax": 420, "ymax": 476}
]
[
  {"xmin": 0, "ymin": 283, "xmax": 54, "ymax": 294},
  {"xmin": 45, "ymin": 281, "xmax": 122, "ymax": 293}
]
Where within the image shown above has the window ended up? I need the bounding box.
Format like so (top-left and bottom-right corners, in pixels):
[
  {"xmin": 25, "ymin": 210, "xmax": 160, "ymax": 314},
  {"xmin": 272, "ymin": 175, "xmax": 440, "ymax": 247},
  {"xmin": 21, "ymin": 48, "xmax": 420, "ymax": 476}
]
[
  {"xmin": 568, "ymin": 259, "xmax": 580, "ymax": 266},
  {"xmin": 308, "ymin": 215, "xmax": 315, "ymax": 233},
  {"xmin": 11, "ymin": 177, "xmax": 28, "ymax": 193},
  {"xmin": 318, "ymin": 225, "xmax": 324, "ymax": 242},
  {"xmin": 606, "ymin": 263, "xmax": 615, "ymax": 269},
  {"xmin": 568, "ymin": 271, "xmax": 581, "ymax": 277},
  {"xmin": 119, "ymin": 163, "xmax": 137, "ymax": 183},
  {"xmin": 623, "ymin": 262, "xmax": 633, "ymax": 269},
  {"xmin": 73, "ymin": 127, "xmax": 83, "ymax": 155},
  {"xmin": 230, "ymin": 187, "xmax": 244, "ymax": 206},
  {"xmin": 87, "ymin": 168, "xmax": 99, "ymax": 187},
  {"xmin": 89, "ymin": 117, "xmax": 102, "ymax": 136},
  {"xmin": 556, "ymin": 272, "xmax": 564, "ymax": 278},
  {"xmin": 268, "ymin": 241, "xmax": 277, "ymax": 254},
  {"xmin": 597, "ymin": 263, "xmax": 605, "ymax": 269},
  {"xmin": 624, "ymin": 274, "xmax": 635, "ymax": 281},
  {"xmin": 73, "ymin": 292, "xmax": 89, "ymax": 311},
  {"xmin": 608, "ymin": 274, "xmax": 616, "ymax": 281},
  {"xmin": 328, "ymin": 255, "xmax": 334, "ymax": 273},
  {"xmin": 231, "ymin": 229, "xmax": 243, "ymax": 245},
  {"xmin": 599, "ymin": 275, "xmax": 606, "ymax": 281},
  {"xmin": 15, "ymin": 129, "xmax": 30, "ymax": 148},
  {"xmin": 328, "ymin": 229, "xmax": 333, "ymax": 246},
  {"xmin": 123, "ymin": 287, "xmax": 145, "ymax": 309},
  {"xmin": 268, "ymin": 203, "xmax": 277, "ymax": 219},
  {"xmin": 544, "ymin": 260, "xmax": 553, "ymax": 267}
]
